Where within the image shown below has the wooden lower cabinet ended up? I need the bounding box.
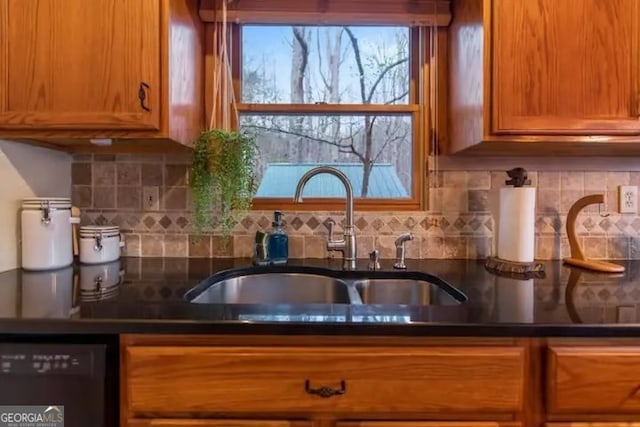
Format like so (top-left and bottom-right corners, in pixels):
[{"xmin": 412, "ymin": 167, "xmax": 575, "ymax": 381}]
[
  {"xmin": 124, "ymin": 346, "xmax": 524, "ymax": 415},
  {"xmin": 338, "ymin": 423, "xmax": 521, "ymax": 427},
  {"xmin": 127, "ymin": 421, "xmax": 311, "ymax": 427},
  {"xmin": 547, "ymin": 347, "xmax": 640, "ymax": 414},
  {"xmin": 121, "ymin": 337, "xmax": 527, "ymax": 427},
  {"xmin": 126, "ymin": 422, "xmax": 519, "ymax": 427},
  {"xmin": 546, "ymin": 424, "xmax": 640, "ymax": 427},
  {"xmin": 121, "ymin": 337, "xmax": 640, "ymax": 427}
]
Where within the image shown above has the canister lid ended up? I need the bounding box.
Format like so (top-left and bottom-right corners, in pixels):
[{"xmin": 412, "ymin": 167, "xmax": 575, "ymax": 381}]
[
  {"xmin": 22, "ymin": 197, "xmax": 72, "ymax": 209},
  {"xmin": 79, "ymin": 225, "xmax": 120, "ymax": 238}
]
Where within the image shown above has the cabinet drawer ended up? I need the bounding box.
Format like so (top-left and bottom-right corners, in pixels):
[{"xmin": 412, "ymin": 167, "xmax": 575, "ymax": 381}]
[
  {"xmin": 546, "ymin": 424, "xmax": 640, "ymax": 427},
  {"xmin": 338, "ymin": 423, "xmax": 521, "ymax": 427},
  {"xmin": 127, "ymin": 420, "xmax": 311, "ymax": 427},
  {"xmin": 548, "ymin": 346, "xmax": 640, "ymax": 413},
  {"xmin": 125, "ymin": 346, "xmax": 524, "ymax": 415}
]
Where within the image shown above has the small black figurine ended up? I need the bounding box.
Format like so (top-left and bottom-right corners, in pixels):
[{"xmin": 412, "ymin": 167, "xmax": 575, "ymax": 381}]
[{"xmin": 505, "ymin": 167, "xmax": 531, "ymax": 187}]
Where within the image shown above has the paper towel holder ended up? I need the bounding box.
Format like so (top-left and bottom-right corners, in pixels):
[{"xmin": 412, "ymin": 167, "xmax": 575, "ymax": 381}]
[
  {"xmin": 563, "ymin": 194, "xmax": 625, "ymax": 273},
  {"xmin": 485, "ymin": 166, "xmax": 545, "ymax": 279}
]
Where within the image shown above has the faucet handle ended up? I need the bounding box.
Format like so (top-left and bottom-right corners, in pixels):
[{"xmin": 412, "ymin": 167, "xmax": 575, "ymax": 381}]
[
  {"xmin": 368, "ymin": 249, "xmax": 380, "ymax": 271},
  {"xmin": 327, "ymin": 218, "xmax": 336, "ymax": 241}
]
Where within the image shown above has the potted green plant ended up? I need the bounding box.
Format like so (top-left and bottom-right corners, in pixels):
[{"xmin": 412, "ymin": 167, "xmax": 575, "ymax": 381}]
[
  {"xmin": 189, "ymin": 129, "xmax": 258, "ymax": 236},
  {"xmin": 189, "ymin": 1, "xmax": 258, "ymax": 237}
]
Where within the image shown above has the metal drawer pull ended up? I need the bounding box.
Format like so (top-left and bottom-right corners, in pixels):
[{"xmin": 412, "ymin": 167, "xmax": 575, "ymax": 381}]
[{"xmin": 304, "ymin": 380, "xmax": 346, "ymax": 398}]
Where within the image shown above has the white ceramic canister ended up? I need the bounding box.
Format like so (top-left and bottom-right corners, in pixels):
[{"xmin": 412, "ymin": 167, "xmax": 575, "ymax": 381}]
[
  {"xmin": 79, "ymin": 225, "xmax": 124, "ymax": 264},
  {"xmin": 21, "ymin": 198, "xmax": 79, "ymax": 271},
  {"xmin": 0, "ymin": 271, "xmax": 19, "ymax": 318},
  {"xmin": 21, "ymin": 266, "xmax": 74, "ymax": 318},
  {"xmin": 79, "ymin": 260, "xmax": 123, "ymax": 302}
]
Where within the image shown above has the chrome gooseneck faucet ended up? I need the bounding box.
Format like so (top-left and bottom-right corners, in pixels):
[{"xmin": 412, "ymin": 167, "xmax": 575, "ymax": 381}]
[{"xmin": 293, "ymin": 166, "xmax": 357, "ymax": 270}]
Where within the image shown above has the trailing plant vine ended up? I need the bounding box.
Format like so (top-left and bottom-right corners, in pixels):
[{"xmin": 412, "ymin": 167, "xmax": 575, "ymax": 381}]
[{"xmin": 189, "ymin": 129, "xmax": 258, "ymax": 236}]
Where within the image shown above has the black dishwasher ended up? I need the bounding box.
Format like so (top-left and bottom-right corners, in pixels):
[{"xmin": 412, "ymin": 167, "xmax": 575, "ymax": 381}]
[{"xmin": 0, "ymin": 336, "xmax": 118, "ymax": 427}]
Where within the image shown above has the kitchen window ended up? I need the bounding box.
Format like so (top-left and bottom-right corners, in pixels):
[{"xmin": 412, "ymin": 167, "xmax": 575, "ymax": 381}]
[{"xmin": 208, "ymin": 2, "xmax": 443, "ymax": 211}]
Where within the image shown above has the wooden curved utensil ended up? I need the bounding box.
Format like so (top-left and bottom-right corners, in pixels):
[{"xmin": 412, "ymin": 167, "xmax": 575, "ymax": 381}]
[{"xmin": 563, "ymin": 194, "xmax": 625, "ymax": 273}]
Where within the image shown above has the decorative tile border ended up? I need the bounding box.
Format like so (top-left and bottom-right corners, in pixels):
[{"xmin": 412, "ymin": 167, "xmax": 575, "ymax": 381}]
[
  {"xmin": 72, "ymin": 155, "xmax": 640, "ymax": 260},
  {"xmin": 81, "ymin": 209, "xmax": 640, "ymax": 260}
]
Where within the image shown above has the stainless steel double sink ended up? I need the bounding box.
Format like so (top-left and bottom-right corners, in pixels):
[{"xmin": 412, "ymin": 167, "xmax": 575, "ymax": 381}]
[{"xmin": 184, "ymin": 266, "xmax": 467, "ymax": 306}]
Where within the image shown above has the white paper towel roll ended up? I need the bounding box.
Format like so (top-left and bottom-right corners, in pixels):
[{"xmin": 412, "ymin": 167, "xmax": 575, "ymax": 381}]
[
  {"xmin": 496, "ymin": 277, "xmax": 534, "ymax": 323},
  {"xmin": 497, "ymin": 187, "xmax": 536, "ymax": 263}
]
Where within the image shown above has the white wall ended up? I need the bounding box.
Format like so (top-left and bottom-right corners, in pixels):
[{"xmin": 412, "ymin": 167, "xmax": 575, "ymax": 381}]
[{"xmin": 0, "ymin": 141, "xmax": 71, "ymax": 272}]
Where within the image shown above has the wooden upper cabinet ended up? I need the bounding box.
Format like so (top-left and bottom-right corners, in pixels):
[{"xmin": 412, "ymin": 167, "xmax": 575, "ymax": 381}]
[
  {"xmin": 0, "ymin": 0, "xmax": 160, "ymax": 130},
  {"xmin": 0, "ymin": 0, "xmax": 203, "ymax": 152},
  {"xmin": 491, "ymin": 0, "xmax": 640, "ymax": 135},
  {"xmin": 448, "ymin": 0, "xmax": 640, "ymax": 154}
]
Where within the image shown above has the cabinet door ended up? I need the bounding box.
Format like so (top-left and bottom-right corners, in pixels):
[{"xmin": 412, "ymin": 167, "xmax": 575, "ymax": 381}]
[
  {"xmin": 0, "ymin": 0, "xmax": 160, "ymax": 130},
  {"xmin": 337, "ymin": 423, "xmax": 521, "ymax": 427},
  {"xmin": 547, "ymin": 424, "xmax": 640, "ymax": 427},
  {"xmin": 491, "ymin": 0, "xmax": 640, "ymax": 135},
  {"xmin": 127, "ymin": 421, "xmax": 312, "ymax": 427},
  {"xmin": 547, "ymin": 346, "xmax": 640, "ymax": 414}
]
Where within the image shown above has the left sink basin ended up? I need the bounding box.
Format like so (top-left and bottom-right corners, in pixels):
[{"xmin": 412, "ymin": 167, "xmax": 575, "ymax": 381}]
[{"xmin": 186, "ymin": 270, "xmax": 355, "ymax": 305}]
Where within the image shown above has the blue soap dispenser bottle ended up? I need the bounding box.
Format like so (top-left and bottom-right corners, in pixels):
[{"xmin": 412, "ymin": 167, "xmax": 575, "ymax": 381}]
[{"xmin": 267, "ymin": 211, "xmax": 289, "ymax": 265}]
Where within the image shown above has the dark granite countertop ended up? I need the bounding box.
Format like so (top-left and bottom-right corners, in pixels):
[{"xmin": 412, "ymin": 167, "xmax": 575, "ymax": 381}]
[{"xmin": 1, "ymin": 257, "xmax": 640, "ymax": 337}]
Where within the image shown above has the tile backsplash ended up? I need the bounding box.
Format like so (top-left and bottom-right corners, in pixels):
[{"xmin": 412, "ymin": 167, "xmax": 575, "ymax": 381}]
[{"xmin": 71, "ymin": 154, "xmax": 640, "ymax": 260}]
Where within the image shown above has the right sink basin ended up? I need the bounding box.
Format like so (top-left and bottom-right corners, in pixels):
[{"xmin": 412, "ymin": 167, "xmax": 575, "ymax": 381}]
[{"xmin": 352, "ymin": 278, "xmax": 464, "ymax": 306}]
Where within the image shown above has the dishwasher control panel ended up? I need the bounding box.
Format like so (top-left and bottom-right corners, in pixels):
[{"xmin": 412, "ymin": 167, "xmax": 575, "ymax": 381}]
[{"xmin": 0, "ymin": 344, "xmax": 101, "ymax": 376}]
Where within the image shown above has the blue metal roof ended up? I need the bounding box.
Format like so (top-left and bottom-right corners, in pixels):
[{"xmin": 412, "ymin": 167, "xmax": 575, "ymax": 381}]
[{"xmin": 255, "ymin": 163, "xmax": 409, "ymax": 198}]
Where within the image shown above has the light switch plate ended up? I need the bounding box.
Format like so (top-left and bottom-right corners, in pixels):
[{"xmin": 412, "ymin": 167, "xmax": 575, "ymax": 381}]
[{"xmin": 143, "ymin": 186, "xmax": 160, "ymax": 211}]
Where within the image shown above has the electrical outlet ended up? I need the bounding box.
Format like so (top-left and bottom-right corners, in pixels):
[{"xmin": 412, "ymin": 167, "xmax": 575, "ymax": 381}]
[
  {"xmin": 619, "ymin": 185, "xmax": 638, "ymax": 214},
  {"xmin": 143, "ymin": 186, "xmax": 160, "ymax": 211}
]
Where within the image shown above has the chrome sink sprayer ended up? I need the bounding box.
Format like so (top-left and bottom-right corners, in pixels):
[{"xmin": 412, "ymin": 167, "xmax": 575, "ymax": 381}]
[
  {"xmin": 293, "ymin": 166, "xmax": 357, "ymax": 270},
  {"xmin": 393, "ymin": 232, "xmax": 414, "ymax": 269}
]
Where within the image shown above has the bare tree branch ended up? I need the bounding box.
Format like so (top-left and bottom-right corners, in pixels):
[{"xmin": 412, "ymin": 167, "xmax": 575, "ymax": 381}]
[
  {"xmin": 384, "ymin": 89, "xmax": 410, "ymax": 106},
  {"xmin": 244, "ymin": 122, "xmax": 364, "ymax": 163},
  {"xmin": 245, "ymin": 123, "xmax": 339, "ymax": 146},
  {"xmin": 367, "ymin": 57, "xmax": 408, "ymax": 103},
  {"xmin": 374, "ymin": 133, "xmax": 407, "ymax": 163},
  {"xmin": 292, "ymin": 28, "xmax": 309, "ymax": 78},
  {"xmin": 343, "ymin": 27, "xmax": 367, "ymax": 104},
  {"xmin": 316, "ymin": 28, "xmax": 331, "ymax": 99},
  {"xmin": 338, "ymin": 145, "xmax": 359, "ymax": 158},
  {"xmin": 373, "ymin": 118, "xmax": 410, "ymax": 163},
  {"xmin": 291, "ymin": 27, "xmax": 309, "ymax": 103},
  {"xmin": 343, "ymin": 122, "xmax": 366, "ymax": 163},
  {"xmin": 340, "ymin": 42, "xmax": 349, "ymax": 66},
  {"xmin": 366, "ymin": 115, "xmax": 378, "ymax": 137},
  {"xmin": 327, "ymin": 28, "xmax": 342, "ymax": 104}
]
